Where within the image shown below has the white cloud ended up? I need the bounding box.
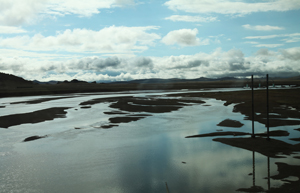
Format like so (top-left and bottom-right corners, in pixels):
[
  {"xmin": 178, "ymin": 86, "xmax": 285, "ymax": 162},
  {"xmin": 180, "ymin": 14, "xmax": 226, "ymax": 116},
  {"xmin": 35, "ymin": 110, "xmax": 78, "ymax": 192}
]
[
  {"xmin": 0, "ymin": 26, "xmax": 161, "ymax": 54},
  {"xmin": 242, "ymin": 24, "xmax": 284, "ymax": 31},
  {"xmin": 0, "ymin": 0, "xmax": 45, "ymax": 26},
  {"xmin": 165, "ymin": 15, "xmax": 218, "ymax": 23},
  {"xmin": 164, "ymin": 0, "xmax": 300, "ymax": 16},
  {"xmin": 279, "ymin": 47, "xmax": 300, "ymax": 61},
  {"xmin": 0, "ymin": 0, "xmax": 136, "ymax": 26},
  {"xmin": 282, "ymin": 36, "xmax": 300, "ymax": 43},
  {"xmin": 254, "ymin": 44, "xmax": 283, "ymax": 48},
  {"xmin": 0, "ymin": 26, "xmax": 27, "ymax": 34},
  {"xmin": 161, "ymin": 28, "xmax": 209, "ymax": 46},
  {"xmin": 245, "ymin": 33, "xmax": 300, "ymax": 43},
  {"xmin": 245, "ymin": 41, "xmax": 259, "ymax": 44}
]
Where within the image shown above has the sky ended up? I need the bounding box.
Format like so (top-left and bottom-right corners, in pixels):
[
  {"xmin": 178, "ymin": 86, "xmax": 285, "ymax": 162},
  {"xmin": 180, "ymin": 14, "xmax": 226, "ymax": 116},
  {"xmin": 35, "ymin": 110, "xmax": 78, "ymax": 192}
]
[{"xmin": 0, "ymin": 0, "xmax": 300, "ymax": 82}]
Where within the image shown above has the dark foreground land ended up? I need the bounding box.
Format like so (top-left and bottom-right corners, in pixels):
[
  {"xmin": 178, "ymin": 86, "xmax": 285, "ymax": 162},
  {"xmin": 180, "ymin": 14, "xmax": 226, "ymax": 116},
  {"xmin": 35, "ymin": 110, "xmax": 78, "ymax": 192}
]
[{"xmin": 1, "ymin": 73, "xmax": 300, "ymax": 97}]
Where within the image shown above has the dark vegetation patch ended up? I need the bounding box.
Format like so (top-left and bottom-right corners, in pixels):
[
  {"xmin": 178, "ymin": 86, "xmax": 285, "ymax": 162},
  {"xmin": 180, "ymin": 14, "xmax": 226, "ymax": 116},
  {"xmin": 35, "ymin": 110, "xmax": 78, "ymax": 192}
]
[
  {"xmin": 81, "ymin": 96, "xmax": 205, "ymax": 113},
  {"xmin": 237, "ymin": 186, "xmax": 264, "ymax": 192},
  {"xmin": 186, "ymin": 130, "xmax": 289, "ymax": 138},
  {"xmin": 80, "ymin": 96, "xmax": 133, "ymax": 106},
  {"xmin": 80, "ymin": 106, "xmax": 91, "ymax": 109},
  {"xmin": 0, "ymin": 106, "xmax": 5, "ymax": 108},
  {"xmin": 186, "ymin": 131, "xmax": 249, "ymax": 138},
  {"xmin": 295, "ymin": 128, "xmax": 300, "ymax": 132},
  {"xmin": 103, "ymin": 111, "xmax": 129, "ymax": 115},
  {"xmin": 217, "ymin": 119, "xmax": 244, "ymax": 128},
  {"xmin": 290, "ymin": 138, "xmax": 300, "ymax": 141},
  {"xmin": 10, "ymin": 96, "xmax": 74, "ymax": 105},
  {"xmin": 101, "ymin": 124, "xmax": 119, "ymax": 129},
  {"xmin": 213, "ymin": 137, "xmax": 300, "ymax": 158},
  {"xmin": 109, "ymin": 98, "xmax": 197, "ymax": 113},
  {"xmin": 169, "ymin": 89, "xmax": 300, "ymax": 127},
  {"xmin": 0, "ymin": 107, "xmax": 69, "ymax": 128},
  {"xmin": 294, "ymin": 156, "xmax": 300, "ymax": 159},
  {"xmin": 109, "ymin": 116, "xmax": 145, "ymax": 124},
  {"xmin": 23, "ymin": 135, "xmax": 47, "ymax": 142},
  {"xmin": 267, "ymin": 162, "xmax": 300, "ymax": 193},
  {"xmin": 127, "ymin": 114, "xmax": 151, "ymax": 117},
  {"xmin": 255, "ymin": 130, "xmax": 289, "ymax": 137}
]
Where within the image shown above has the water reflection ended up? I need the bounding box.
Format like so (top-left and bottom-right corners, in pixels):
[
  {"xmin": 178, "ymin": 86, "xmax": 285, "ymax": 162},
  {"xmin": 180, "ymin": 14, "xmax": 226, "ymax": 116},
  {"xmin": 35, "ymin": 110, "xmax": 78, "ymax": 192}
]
[
  {"xmin": 237, "ymin": 152, "xmax": 269, "ymax": 192},
  {"xmin": 0, "ymin": 91, "xmax": 300, "ymax": 193}
]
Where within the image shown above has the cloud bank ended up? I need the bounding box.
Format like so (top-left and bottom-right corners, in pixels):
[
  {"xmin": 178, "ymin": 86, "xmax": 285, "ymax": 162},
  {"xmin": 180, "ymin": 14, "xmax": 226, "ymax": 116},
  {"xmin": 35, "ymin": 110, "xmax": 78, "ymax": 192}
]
[{"xmin": 1, "ymin": 47, "xmax": 299, "ymax": 82}]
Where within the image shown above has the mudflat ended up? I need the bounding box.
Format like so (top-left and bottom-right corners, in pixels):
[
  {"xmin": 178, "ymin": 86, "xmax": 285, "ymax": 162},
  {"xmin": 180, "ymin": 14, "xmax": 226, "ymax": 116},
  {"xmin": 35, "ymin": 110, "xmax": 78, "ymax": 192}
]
[{"xmin": 0, "ymin": 107, "xmax": 69, "ymax": 128}]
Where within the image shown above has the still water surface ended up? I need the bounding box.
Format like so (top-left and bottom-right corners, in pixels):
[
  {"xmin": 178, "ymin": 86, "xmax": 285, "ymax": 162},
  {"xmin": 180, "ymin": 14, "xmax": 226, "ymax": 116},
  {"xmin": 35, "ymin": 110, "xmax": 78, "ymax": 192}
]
[{"xmin": 0, "ymin": 90, "xmax": 299, "ymax": 193}]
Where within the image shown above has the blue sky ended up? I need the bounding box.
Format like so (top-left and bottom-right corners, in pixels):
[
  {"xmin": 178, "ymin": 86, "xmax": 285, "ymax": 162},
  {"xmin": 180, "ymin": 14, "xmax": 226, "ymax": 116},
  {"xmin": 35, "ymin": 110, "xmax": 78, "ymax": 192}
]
[{"xmin": 0, "ymin": 0, "xmax": 300, "ymax": 82}]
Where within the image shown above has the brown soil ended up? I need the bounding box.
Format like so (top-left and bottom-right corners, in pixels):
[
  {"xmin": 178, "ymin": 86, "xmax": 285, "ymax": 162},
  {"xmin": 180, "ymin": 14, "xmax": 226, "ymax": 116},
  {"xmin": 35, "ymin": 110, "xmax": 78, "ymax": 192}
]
[
  {"xmin": 217, "ymin": 119, "xmax": 244, "ymax": 127},
  {"xmin": 0, "ymin": 107, "xmax": 69, "ymax": 128}
]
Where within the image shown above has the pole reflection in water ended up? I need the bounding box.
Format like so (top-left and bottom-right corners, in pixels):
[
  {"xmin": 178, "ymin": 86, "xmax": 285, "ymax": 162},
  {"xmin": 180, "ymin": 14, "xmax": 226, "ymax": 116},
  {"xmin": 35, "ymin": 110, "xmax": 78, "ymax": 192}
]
[{"xmin": 237, "ymin": 151, "xmax": 265, "ymax": 192}]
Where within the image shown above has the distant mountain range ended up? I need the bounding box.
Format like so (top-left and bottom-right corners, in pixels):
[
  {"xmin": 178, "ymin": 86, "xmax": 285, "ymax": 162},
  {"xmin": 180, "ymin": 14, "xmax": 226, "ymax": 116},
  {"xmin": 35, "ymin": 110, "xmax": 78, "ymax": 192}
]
[
  {"xmin": 1, "ymin": 72, "xmax": 300, "ymax": 86},
  {"xmin": 110, "ymin": 77, "xmax": 240, "ymax": 84}
]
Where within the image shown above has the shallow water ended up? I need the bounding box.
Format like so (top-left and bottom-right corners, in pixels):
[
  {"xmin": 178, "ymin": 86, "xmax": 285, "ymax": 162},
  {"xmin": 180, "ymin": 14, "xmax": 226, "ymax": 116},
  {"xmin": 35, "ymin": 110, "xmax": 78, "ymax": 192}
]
[{"xmin": 0, "ymin": 90, "xmax": 299, "ymax": 193}]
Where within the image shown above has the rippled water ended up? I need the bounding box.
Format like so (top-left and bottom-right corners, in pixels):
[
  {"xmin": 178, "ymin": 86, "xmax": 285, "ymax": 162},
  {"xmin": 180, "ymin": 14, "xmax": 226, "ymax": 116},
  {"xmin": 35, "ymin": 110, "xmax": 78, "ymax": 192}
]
[{"xmin": 0, "ymin": 90, "xmax": 299, "ymax": 193}]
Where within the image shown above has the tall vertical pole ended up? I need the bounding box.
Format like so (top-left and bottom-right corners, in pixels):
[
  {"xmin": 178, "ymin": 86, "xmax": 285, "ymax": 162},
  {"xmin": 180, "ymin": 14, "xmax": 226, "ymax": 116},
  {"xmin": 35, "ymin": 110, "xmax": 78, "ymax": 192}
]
[
  {"xmin": 267, "ymin": 156, "xmax": 270, "ymax": 190},
  {"xmin": 251, "ymin": 75, "xmax": 255, "ymax": 138},
  {"xmin": 252, "ymin": 151, "xmax": 255, "ymax": 187},
  {"xmin": 266, "ymin": 74, "xmax": 270, "ymax": 140}
]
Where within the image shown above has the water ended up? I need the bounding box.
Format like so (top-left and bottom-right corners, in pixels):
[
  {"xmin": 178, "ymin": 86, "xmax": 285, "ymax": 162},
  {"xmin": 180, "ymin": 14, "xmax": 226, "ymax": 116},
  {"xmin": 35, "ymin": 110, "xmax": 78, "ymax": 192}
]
[{"xmin": 0, "ymin": 90, "xmax": 299, "ymax": 193}]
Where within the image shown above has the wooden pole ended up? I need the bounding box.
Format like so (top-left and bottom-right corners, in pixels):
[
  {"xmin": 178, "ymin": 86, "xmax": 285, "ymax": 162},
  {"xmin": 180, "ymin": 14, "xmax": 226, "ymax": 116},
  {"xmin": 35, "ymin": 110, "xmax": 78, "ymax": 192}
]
[
  {"xmin": 266, "ymin": 74, "xmax": 270, "ymax": 140},
  {"xmin": 251, "ymin": 75, "xmax": 255, "ymax": 138}
]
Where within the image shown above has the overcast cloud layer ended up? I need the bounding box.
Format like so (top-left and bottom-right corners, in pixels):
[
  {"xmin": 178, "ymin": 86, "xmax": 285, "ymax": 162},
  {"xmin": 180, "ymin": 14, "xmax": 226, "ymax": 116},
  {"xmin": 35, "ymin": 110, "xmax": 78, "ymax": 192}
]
[{"xmin": 0, "ymin": 0, "xmax": 299, "ymax": 82}]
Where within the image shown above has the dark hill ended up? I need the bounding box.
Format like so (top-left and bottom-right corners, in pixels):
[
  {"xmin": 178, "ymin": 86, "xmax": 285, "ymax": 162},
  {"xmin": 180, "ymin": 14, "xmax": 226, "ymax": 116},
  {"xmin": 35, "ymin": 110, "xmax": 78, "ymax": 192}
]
[{"xmin": 0, "ymin": 72, "xmax": 33, "ymax": 87}]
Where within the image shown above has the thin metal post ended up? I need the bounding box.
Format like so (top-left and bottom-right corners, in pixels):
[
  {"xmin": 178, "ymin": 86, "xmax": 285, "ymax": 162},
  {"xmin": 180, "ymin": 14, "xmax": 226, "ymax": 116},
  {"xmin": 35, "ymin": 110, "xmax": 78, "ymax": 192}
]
[
  {"xmin": 266, "ymin": 74, "xmax": 270, "ymax": 140},
  {"xmin": 252, "ymin": 151, "xmax": 255, "ymax": 187},
  {"xmin": 251, "ymin": 75, "xmax": 255, "ymax": 138},
  {"xmin": 267, "ymin": 156, "xmax": 270, "ymax": 190}
]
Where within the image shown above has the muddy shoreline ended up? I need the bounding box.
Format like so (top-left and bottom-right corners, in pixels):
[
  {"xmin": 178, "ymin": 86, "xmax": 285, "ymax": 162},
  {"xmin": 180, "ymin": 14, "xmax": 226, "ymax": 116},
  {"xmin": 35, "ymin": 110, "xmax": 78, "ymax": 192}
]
[{"xmin": 1, "ymin": 89, "xmax": 299, "ymax": 129}]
